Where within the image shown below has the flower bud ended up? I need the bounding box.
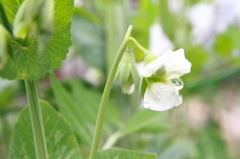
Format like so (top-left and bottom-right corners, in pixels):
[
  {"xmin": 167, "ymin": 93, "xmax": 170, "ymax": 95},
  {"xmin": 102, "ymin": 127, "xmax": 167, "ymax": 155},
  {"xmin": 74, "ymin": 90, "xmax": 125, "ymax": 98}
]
[
  {"xmin": 13, "ymin": 0, "xmax": 39, "ymax": 39},
  {"xmin": 0, "ymin": 24, "xmax": 11, "ymax": 69},
  {"xmin": 117, "ymin": 48, "xmax": 140, "ymax": 94},
  {"xmin": 38, "ymin": 0, "xmax": 54, "ymax": 49},
  {"xmin": 13, "ymin": 0, "xmax": 54, "ymax": 48}
]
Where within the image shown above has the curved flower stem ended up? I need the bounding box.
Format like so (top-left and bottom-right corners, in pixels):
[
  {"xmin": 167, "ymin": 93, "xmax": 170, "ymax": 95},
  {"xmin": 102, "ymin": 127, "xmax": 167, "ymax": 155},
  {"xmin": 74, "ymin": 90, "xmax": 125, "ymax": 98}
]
[
  {"xmin": 25, "ymin": 80, "xmax": 48, "ymax": 159},
  {"xmin": 128, "ymin": 37, "xmax": 151, "ymax": 54},
  {"xmin": 89, "ymin": 25, "xmax": 133, "ymax": 159}
]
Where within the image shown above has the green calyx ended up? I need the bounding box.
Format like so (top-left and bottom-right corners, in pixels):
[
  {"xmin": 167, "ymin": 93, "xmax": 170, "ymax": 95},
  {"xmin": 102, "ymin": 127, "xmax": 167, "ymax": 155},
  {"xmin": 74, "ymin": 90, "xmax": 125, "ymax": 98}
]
[
  {"xmin": 117, "ymin": 48, "xmax": 140, "ymax": 94},
  {"xmin": 144, "ymin": 51, "xmax": 157, "ymax": 66}
]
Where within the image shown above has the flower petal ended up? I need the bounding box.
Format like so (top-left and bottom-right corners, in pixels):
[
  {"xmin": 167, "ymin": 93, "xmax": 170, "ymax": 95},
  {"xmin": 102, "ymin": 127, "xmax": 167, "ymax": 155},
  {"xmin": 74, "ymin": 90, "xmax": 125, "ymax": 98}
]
[
  {"xmin": 141, "ymin": 49, "xmax": 191, "ymax": 79},
  {"xmin": 119, "ymin": 63, "xmax": 131, "ymax": 86},
  {"xmin": 143, "ymin": 80, "xmax": 182, "ymax": 111}
]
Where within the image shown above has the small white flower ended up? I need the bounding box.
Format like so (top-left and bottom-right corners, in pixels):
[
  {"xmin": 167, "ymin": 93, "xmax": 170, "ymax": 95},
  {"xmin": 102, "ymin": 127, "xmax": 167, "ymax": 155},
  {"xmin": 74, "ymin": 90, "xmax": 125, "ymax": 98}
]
[{"xmin": 141, "ymin": 48, "xmax": 191, "ymax": 111}]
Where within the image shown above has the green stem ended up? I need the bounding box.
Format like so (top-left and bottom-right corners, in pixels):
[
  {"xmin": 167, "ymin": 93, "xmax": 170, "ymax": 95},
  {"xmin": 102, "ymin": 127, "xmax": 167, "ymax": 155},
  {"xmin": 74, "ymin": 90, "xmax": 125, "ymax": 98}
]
[
  {"xmin": 89, "ymin": 25, "xmax": 133, "ymax": 159},
  {"xmin": 128, "ymin": 37, "xmax": 150, "ymax": 53},
  {"xmin": 25, "ymin": 80, "xmax": 48, "ymax": 159},
  {"xmin": 102, "ymin": 131, "xmax": 121, "ymax": 150},
  {"xmin": 0, "ymin": 2, "xmax": 12, "ymax": 35}
]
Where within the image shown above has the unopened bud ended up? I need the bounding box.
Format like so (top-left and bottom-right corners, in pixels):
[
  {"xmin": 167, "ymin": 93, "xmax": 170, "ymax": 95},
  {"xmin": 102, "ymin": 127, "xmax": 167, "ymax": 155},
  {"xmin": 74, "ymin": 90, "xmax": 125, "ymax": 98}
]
[
  {"xmin": 0, "ymin": 24, "xmax": 11, "ymax": 69},
  {"xmin": 117, "ymin": 48, "xmax": 140, "ymax": 94},
  {"xmin": 13, "ymin": 0, "xmax": 54, "ymax": 48},
  {"xmin": 38, "ymin": 0, "xmax": 54, "ymax": 49}
]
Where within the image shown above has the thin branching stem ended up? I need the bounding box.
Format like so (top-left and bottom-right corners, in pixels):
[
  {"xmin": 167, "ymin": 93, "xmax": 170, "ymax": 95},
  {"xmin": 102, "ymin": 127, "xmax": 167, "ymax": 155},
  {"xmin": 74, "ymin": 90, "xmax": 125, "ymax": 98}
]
[
  {"xmin": 89, "ymin": 25, "xmax": 133, "ymax": 159},
  {"xmin": 128, "ymin": 37, "xmax": 151, "ymax": 54}
]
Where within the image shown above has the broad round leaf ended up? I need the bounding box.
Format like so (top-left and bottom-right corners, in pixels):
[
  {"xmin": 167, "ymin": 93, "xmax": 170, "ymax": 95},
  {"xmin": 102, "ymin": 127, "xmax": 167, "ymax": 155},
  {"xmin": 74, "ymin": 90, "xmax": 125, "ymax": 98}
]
[
  {"xmin": 0, "ymin": 0, "xmax": 74, "ymax": 80},
  {"xmin": 8, "ymin": 100, "xmax": 81, "ymax": 159}
]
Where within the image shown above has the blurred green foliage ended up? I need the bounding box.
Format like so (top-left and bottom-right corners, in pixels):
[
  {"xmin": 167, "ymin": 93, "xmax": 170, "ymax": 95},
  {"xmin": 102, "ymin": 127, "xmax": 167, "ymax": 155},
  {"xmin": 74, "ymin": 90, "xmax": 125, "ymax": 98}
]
[
  {"xmin": 97, "ymin": 148, "xmax": 158, "ymax": 159},
  {"xmin": 1, "ymin": 0, "xmax": 240, "ymax": 158},
  {"xmin": 71, "ymin": 8, "xmax": 106, "ymax": 72}
]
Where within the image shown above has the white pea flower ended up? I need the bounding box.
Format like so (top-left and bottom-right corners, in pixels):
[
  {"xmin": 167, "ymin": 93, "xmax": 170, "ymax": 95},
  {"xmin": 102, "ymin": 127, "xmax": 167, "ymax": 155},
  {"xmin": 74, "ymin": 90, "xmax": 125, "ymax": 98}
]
[{"xmin": 141, "ymin": 48, "xmax": 191, "ymax": 111}]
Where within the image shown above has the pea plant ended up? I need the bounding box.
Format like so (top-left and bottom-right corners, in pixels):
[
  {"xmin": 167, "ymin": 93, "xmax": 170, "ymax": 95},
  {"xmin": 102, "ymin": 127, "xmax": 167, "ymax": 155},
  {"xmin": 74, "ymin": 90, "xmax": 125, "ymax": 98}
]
[{"xmin": 0, "ymin": 0, "xmax": 192, "ymax": 159}]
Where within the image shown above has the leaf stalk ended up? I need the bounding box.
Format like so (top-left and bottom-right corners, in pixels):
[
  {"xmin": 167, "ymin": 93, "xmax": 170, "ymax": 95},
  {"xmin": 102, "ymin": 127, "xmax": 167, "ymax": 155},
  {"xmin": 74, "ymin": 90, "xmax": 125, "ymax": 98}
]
[{"xmin": 24, "ymin": 80, "xmax": 48, "ymax": 159}]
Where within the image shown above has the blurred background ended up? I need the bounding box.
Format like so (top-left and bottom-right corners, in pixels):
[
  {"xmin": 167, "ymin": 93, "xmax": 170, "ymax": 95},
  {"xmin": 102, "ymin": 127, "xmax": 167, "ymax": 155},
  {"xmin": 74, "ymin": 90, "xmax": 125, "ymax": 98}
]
[{"xmin": 1, "ymin": 0, "xmax": 240, "ymax": 158}]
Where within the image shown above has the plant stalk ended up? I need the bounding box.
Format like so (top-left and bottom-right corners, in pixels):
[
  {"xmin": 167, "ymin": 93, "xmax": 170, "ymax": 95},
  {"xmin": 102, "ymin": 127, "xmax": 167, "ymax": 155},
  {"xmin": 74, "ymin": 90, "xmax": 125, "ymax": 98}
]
[
  {"xmin": 128, "ymin": 37, "xmax": 150, "ymax": 53},
  {"xmin": 25, "ymin": 80, "xmax": 48, "ymax": 159},
  {"xmin": 89, "ymin": 25, "xmax": 133, "ymax": 159}
]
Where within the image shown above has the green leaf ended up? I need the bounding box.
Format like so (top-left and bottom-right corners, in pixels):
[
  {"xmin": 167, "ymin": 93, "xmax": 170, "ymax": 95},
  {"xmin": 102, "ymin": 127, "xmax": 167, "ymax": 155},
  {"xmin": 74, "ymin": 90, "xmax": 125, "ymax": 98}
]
[
  {"xmin": 159, "ymin": 0, "xmax": 176, "ymax": 41},
  {"xmin": 160, "ymin": 140, "xmax": 193, "ymax": 159},
  {"xmin": 183, "ymin": 45, "xmax": 207, "ymax": 83},
  {"xmin": 71, "ymin": 8, "xmax": 106, "ymax": 72},
  {"xmin": 8, "ymin": 100, "xmax": 81, "ymax": 159},
  {"xmin": 50, "ymin": 73, "xmax": 121, "ymax": 145},
  {"xmin": 214, "ymin": 26, "xmax": 240, "ymax": 57},
  {"xmin": 0, "ymin": 78, "xmax": 18, "ymax": 108},
  {"xmin": 194, "ymin": 122, "xmax": 230, "ymax": 159},
  {"xmin": 120, "ymin": 109, "xmax": 171, "ymax": 137},
  {"xmin": 131, "ymin": 0, "xmax": 158, "ymax": 61},
  {"xmin": 97, "ymin": 148, "xmax": 158, "ymax": 159},
  {"xmin": 50, "ymin": 73, "xmax": 92, "ymax": 145},
  {"xmin": 69, "ymin": 78, "xmax": 121, "ymax": 129},
  {"xmin": 0, "ymin": 43, "xmax": 51, "ymax": 79},
  {"xmin": 188, "ymin": 67, "xmax": 240, "ymax": 91},
  {"xmin": 226, "ymin": 26, "xmax": 240, "ymax": 48},
  {"xmin": 214, "ymin": 34, "xmax": 233, "ymax": 55},
  {"xmin": 104, "ymin": 1, "xmax": 128, "ymax": 73},
  {"xmin": 0, "ymin": 0, "xmax": 74, "ymax": 80}
]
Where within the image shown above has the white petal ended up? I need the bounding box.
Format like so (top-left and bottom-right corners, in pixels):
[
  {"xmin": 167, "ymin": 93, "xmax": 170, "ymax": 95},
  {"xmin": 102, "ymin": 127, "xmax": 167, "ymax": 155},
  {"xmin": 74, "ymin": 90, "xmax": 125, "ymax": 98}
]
[
  {"xmin": 141, "ymin": 49, "xmax": 191, "ymax": 79},
  {"xmin": 143, "ymin": 81, "xmax": 182, "ymax": 111}
]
